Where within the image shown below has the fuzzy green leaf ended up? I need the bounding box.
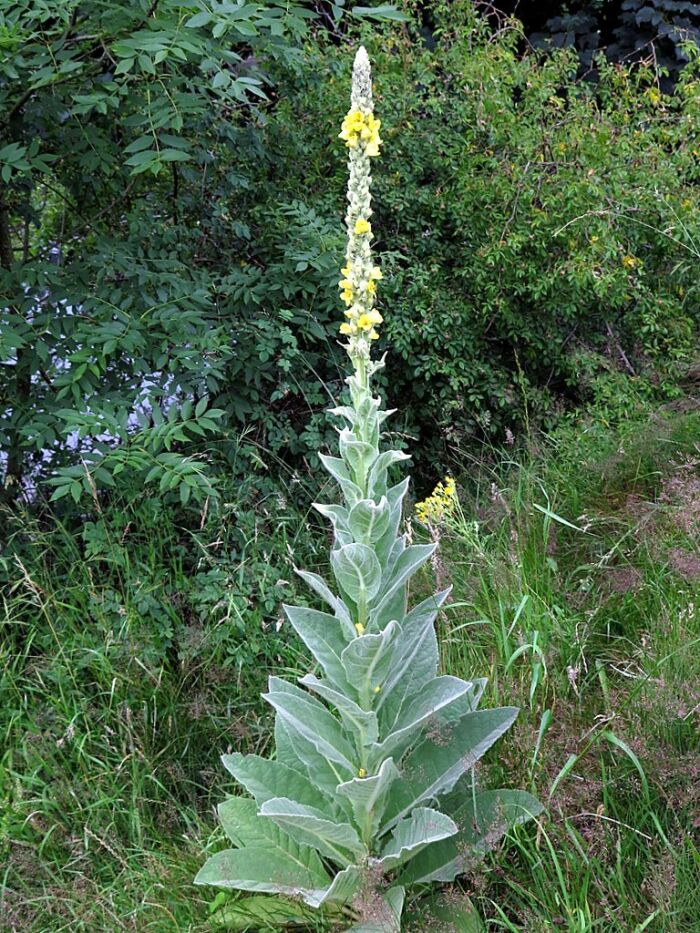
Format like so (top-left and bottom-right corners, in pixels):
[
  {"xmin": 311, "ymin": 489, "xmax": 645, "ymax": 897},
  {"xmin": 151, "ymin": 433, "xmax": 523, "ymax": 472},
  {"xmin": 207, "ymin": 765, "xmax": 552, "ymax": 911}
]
[
  {"xmin": 379, "ymin": 807, "xmax": 457, "ymax": 870},
  {"xmin": 221, "ymin": 753, "xmax": 321, "ymax": 810},
  {"xmin": 383, "ymin": 707, "xmax": 520, "ymax": 830},
  {"xmin": 283, "ymin": 604, "xmax": 353, "ymax": 687},
  {"xmin": 336, "ymin": 757, "xmax": 400, "ymax": 839},
  {"xmin": 341, "ymin": 621, "xmax": 400, "ymax": 702},
  {"xmin": 399, "ymin": 789, "xmax": 544, "ymax": 884},
  {"xmin": 260, "ymin": 797, "xmax": 365, "ymax": 865},
  {"xmin": 264, "ymin": 678, "xmax": 356, "ymax": 777},
  {"xmin": 300, "ymin": 674, "xmax": 379, "ymax": 746},
  {"xmin": 332, "ymin": 543, "xmax": 382, "ymax": 606}
]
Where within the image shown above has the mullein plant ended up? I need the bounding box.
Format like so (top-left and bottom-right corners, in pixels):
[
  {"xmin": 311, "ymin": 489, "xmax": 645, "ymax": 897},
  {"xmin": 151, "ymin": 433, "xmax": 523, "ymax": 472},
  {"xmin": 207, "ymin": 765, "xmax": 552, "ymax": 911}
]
[{"xmin": 196, "ymin": 47, "xmax": 542, "ymax": 931}]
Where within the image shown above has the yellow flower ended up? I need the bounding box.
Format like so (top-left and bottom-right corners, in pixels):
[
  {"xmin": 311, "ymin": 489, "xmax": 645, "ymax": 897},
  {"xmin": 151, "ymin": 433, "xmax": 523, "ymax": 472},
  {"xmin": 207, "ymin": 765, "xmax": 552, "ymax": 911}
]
[
  {"xmin": 355, "ymin": 622, "xmax": 365, "ymax": 635},
  {"xmin": 338, "ymin": 278, "xmax": 353, "ymax": 290},
  {"xmin": 339, "ymin": 109, "xmax": 365, "ymax": 148},
  {"xmin": 370, "ymin": 266, "xmax": 383, "ymax": 280},
  {"xmin": 415, "ymin": 475, "xmax": 457, "ymax": 525},
  {"xmin": 341, "ymin": 289, "xmax": 354, "ymax": 306},
  {"xmin": 358, "ymin": 768, "xmax": 367, "ymax": 778},
  {"xmin": 622, "ymin": 255, "xmax": 638, "ymax": 269},
  {"xmin": 357, "ymin": 310, "xmax": 382, "ymax": 331},
  {"xmin": 354, "ymin": 218, "xmax": 371, "ymax": 236},
  {"xmin": 367, "ymin": 281, "xmax": 376, "ymax": 295},
  {"xmin": 339, "ymin": 322, "xmax": 354, "ymax": 335},
  {"xmin": 373, "ymin": 685, "xmax": 381, "ymax": 694},
  {"xmin": 339, "ymin": 109, "xmax": 381, "ymax": 156},
  {"xmin": 369, "ymin": 328, "xmax": 379, "ymax": 340},
  {"xmin": 341, "ymin": 264, "xmax": 351, "ymax": 277}
]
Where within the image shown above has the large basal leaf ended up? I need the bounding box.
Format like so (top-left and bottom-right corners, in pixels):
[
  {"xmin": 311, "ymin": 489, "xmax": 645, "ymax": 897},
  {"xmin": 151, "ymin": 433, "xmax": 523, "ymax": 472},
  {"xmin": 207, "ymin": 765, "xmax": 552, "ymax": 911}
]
[
  {"xmin": 283, "ymin": 604, "xmax": 353, "ymax": 688},
  {"xmin": 264, "ymin": 678, "xmax": 356, "ymax": 778},
  {"xmin": 369, "ymin": 675, "xmax": 474, "ymax": 767},
  {"xmin": 331, "ymin": 543, "xmax": 383, "ymax": 606},
  {"xmin": 378, "ymin": 807, "xmax": 458, "ymax": 871},
  {"xmin": 195, "ymin": 798, "xmax": 330, "ymax": 898},
  {"xmin": 341, "ymin": 620, "xmax": 400, "ymax": 703},
  {"xmin": 300, "ymin": 673, "xmax": 379, "ymax": 746},
  {"xmin": 382, "ymin": 707, "xmax": 520, "ymax": 830},
  {"xmin": 221, "ymin": 752, "xmax": 321, "ymax": 811},
  {"xmin": 399, "ymin": 789, "xmax": 544, "ymax": 885},
  {"xmin": 336, "ymin": 757, "xmax": 400, "ymax": 839},
  {"xmin": 260, "ymin": 797, "xmax": 366, "ymax": 866},
  {"xmin": 209, "ymin": 894, "xmax": 323, "ymax": 931},
  {"xmin": 195, "ymin": 848, "xmax": 328, "ymax": 900}
]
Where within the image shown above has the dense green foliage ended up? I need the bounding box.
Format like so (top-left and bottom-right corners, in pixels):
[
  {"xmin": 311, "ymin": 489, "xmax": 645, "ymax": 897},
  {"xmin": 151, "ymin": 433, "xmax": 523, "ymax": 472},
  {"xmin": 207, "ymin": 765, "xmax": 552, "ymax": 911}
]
[
  {"xmin": 0, "ymin": 0, "xmax": 405, "ymax": 504},
  {"xmin": 2, "ymin": 0, "xmax": 699, "ymax": 504},
  {"xmin": 519, "ymin": 0, "xmax": 700, "ymax": 81}
]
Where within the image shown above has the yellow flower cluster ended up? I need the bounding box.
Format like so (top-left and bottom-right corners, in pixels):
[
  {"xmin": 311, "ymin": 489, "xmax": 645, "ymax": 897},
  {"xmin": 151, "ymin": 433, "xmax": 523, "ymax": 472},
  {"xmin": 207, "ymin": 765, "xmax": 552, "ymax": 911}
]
[
  {"xmin": 339, "ymin": 109, "xmax": 382, "ymax": 157},
  {"xmin": 338, "ymin": 262, "xmax": 383, "ymax": 339},
  {"xmin": 339, "ymin": 48, "xmax": 384, "ymax": 361},
  {"xmin": 415, "ymin": 476, "xmax": 457, "ymax": 525}
]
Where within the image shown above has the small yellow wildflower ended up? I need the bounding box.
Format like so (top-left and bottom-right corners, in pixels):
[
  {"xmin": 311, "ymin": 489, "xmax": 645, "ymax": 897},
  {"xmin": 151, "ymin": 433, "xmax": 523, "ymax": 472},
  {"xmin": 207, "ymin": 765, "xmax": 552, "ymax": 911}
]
[
  {"xmin": 354, "ymin": 218, "xmax": 371, "ymax": 236},
  {"xmin": 370, "ymin": 266, "xmax": 382, "ymax": 280},
  {"xmin": 339, "ymin": 322, "xmax": 354, "ymax": 336},
  {"xmin": 358, "ymin": 768, "xmax": 367, "ymax": 778},
  {"xmin": 367, "ymin": 281, "xmax": 376, "ymax": 295},
  {"xmin": 369, "ymin": 328, "xmax": 379, "ymax": 340},
  {"xmin": 355, "ymin": 622, "xmax": 365, "ymax": 635},
  {"xmin": 341, "ymin": 288, "xmax": 354, "ymax": 306},
  {"xmin": 622, "ymin": 254, "xmax": 638, "ymax": 269},
  {"xmin": 373, "ymin": 685, "xmax": 381, "ymax": 694},
  {"xmin": 415, "ymin": 475, "xmax": 457, "ymax": 525}
]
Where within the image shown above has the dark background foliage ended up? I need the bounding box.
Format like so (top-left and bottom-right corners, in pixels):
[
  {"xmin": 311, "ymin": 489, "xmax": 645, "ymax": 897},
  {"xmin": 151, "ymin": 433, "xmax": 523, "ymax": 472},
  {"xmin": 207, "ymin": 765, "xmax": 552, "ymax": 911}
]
[{"xmin": 497, "ymin": 0, "xmax": 700, "ymax": 82}]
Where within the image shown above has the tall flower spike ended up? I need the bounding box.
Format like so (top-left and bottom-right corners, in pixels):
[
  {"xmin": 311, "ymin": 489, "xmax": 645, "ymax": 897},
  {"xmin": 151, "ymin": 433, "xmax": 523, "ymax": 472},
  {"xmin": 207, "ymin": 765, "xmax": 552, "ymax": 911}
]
[
  {"xmin": 196, "ymin": 47, "xmax": 541, "ymax": 932},
  {"xmin": 338, "ymin": 45, "xmax": 383, "ymax": 385}
]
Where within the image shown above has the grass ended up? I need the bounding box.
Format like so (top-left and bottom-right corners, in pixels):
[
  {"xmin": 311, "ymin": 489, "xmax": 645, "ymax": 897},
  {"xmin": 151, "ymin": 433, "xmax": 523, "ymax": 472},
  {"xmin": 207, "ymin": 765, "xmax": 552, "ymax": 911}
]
[{"xmin": 2, "ymin": 403, "xmax": 699, "ymax": 931}]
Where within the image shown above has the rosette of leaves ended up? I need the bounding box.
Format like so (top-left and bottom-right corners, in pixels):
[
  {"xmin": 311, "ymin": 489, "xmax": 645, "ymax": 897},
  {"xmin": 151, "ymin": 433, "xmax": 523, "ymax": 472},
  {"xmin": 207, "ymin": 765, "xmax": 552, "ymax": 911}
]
[{"xmin": 195, "ymin": 368, "xmax": 542, "ymax": 930}]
